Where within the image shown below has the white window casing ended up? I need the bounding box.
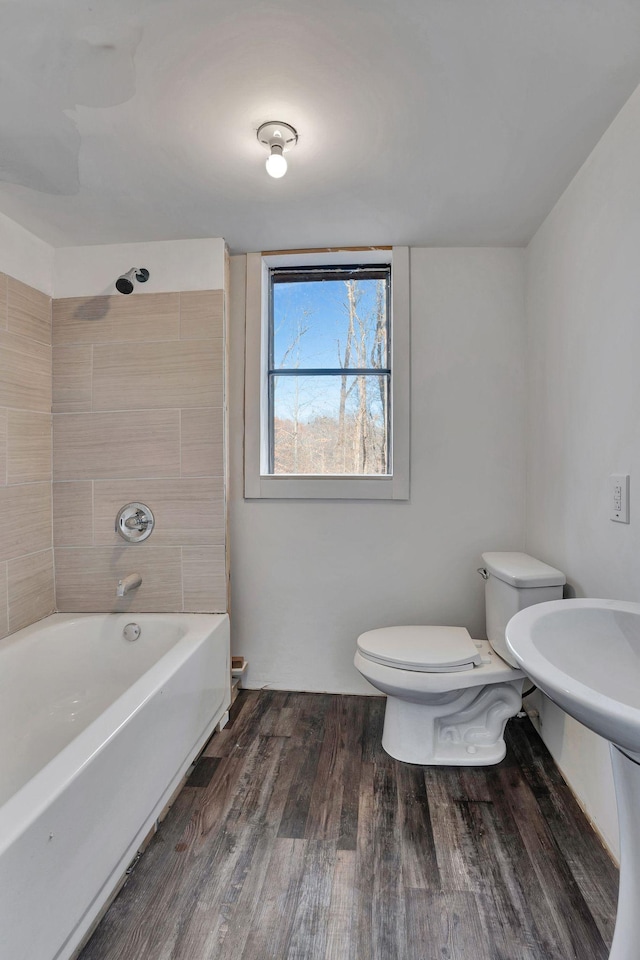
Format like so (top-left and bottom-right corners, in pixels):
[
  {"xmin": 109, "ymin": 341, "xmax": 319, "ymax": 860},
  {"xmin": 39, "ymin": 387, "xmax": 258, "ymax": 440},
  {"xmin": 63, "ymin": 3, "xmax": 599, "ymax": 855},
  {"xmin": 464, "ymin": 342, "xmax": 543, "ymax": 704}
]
[{"xmin": 244, "ymin": 246, "xmax": 410, "ymax": 500}]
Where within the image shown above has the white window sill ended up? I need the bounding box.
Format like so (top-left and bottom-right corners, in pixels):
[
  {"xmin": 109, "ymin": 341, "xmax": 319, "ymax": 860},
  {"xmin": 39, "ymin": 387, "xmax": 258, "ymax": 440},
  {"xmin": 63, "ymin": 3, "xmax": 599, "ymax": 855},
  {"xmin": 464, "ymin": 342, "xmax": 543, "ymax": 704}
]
[{"xmin": 246, "ymin": 473, "xmax": 409, "ymax": 500}]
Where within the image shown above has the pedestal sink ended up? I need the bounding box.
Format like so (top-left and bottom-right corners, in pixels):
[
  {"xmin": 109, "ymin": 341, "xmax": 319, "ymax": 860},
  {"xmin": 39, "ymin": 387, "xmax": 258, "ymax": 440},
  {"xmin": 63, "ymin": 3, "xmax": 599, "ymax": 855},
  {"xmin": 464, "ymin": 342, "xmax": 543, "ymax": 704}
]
[{"xmin": 506, "ymin": 598, "xmax": 640, "ymax": 960}]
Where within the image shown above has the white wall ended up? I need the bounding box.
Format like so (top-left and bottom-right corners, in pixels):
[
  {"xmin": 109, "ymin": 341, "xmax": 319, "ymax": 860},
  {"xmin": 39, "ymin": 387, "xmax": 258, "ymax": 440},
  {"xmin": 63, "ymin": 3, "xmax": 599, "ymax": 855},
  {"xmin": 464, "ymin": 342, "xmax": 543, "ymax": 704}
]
[
  {"xmin": 0, "ymin": 222, "xmax": 227, "ymax": 299},
  {"xmin": 53, "ymin": 238, "xmax": 226, "ymax": 297},
  {"xmin": 0, "ymin": 210, "xmax": 54, "ymax": 294},
  {"xmin": 525, "ymin": 84, "xmax": 640, "ymax": 859},
  {"xmin": 229, "ymin": 247, "xmax": 527, "ymax": 694}
]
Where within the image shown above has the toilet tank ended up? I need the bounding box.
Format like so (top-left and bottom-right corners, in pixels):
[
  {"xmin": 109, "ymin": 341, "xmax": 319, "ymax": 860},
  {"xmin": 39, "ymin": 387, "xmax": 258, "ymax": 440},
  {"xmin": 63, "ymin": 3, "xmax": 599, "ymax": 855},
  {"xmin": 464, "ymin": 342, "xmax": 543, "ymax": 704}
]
[{"xmin": 481, "ymin": 552, "xmax": 565, "ymax": 667}]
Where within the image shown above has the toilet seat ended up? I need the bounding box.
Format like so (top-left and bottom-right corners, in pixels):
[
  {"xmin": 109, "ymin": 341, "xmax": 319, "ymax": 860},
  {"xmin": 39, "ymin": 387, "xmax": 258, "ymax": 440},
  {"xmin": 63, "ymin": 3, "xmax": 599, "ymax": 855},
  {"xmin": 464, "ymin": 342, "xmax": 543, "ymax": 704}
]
[{"xmin": 357, "ymin": 625, "xmax": 483, "ymax": 673}]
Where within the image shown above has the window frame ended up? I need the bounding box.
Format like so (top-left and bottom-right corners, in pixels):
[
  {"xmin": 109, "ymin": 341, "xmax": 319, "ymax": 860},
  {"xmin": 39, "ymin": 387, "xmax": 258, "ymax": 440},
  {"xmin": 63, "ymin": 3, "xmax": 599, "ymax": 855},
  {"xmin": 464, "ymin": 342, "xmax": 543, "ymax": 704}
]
[{"xmin": 244, "ymin": 246, "xmax": 410, "ymax": 500}]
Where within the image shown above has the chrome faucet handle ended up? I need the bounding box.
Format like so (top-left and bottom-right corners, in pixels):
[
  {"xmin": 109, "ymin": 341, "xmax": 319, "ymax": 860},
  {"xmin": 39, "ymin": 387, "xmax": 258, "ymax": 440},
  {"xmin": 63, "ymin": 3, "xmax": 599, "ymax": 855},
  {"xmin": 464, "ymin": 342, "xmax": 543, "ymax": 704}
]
[
  {"xmin": 124, "ymin": 510, "xmax": 151, "ymax": 531},
  {"xmin": 116, "ymin": 503, "xmax": 155, "ymax": 542}
]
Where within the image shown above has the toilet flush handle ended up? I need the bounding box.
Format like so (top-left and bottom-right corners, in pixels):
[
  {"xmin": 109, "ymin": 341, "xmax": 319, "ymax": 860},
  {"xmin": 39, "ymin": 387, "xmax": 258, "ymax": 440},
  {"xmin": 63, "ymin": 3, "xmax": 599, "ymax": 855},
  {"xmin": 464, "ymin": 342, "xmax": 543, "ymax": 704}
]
[{"xmin": 477, "ymin": 567, "xmax": 489, "ymax": 580}]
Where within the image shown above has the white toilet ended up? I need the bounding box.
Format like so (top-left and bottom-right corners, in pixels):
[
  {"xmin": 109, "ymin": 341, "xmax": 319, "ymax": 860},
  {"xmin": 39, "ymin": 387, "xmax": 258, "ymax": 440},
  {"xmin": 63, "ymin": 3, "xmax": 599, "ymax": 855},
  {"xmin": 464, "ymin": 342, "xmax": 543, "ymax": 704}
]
[{"xmin": 354, "ymin": 552, "xmax": 565, "ymax": 766}]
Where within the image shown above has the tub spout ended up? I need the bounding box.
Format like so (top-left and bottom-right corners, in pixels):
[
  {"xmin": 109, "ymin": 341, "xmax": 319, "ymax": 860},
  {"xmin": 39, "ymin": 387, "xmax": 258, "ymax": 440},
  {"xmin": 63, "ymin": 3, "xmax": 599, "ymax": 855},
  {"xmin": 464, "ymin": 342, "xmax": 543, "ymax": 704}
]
[{"xmin": 116, "ymin": 573, "xmax": 142, "ymax": 598}]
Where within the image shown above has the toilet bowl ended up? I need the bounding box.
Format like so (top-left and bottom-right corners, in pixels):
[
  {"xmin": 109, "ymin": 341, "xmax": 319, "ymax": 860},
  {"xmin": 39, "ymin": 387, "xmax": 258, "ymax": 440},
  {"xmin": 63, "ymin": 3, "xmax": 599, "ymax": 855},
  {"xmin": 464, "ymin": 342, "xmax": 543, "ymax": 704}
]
[
  {"xmin": 354, "ymin": 552, "xmax": 565, "ymax": 766},
  {"xmin": 355, "ymin": 627, "xmax": 525, "ymax": 765}
]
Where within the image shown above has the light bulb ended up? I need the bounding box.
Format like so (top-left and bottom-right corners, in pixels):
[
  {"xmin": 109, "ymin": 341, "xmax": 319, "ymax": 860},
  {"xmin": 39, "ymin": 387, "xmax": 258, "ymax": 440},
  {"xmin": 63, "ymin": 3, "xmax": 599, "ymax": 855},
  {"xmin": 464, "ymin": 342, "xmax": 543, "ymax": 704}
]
[{"xmin": 266, "ymin": 145, "xmax": 287, "ymax": 178}]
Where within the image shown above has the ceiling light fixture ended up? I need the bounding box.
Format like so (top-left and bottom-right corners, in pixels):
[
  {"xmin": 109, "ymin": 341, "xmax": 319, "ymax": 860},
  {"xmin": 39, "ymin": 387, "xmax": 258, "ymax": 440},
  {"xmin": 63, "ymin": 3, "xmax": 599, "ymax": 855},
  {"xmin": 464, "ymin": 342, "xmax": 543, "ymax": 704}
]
[{"xmin": 257, "ymin": 121, "xmax": 298, "ymax": 179}]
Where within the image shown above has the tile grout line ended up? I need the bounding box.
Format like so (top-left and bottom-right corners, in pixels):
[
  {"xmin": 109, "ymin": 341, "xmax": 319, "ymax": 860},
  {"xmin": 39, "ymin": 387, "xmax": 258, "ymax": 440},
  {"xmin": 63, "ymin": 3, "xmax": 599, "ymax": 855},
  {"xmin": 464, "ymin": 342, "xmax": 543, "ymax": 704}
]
[
  {"xmin": 6, "ymin": 545, "xmax": 54, "ymax": 561},
  {"xmin": 56, "ymin": 545, "xmax": 195, "ymax": 551},
  {"xmin": 52, "ymin": 405, "xmax": 224, "ymax": 415},
  {"xmin": 0, "ymin": 478, "xmax": 52, "ymax": 488},
  {"xmin": 50, "ymin": 293, "xmax": 56, "ymax": 613},
  {"xmin": 3, "ymin": 404, "xmax": 7, "ymax": 487},
  {"xmin": 53, "ymin": 474, "xmax": 223, "ymax": 483},
  {"xmin": 52, "ymin": 335, "xmax": 223, "ymax": 347},
  {"xmin": 4, "ymin": 557, "xmax": 8, "ymax": 636},
  {"xmin": 179, "ymin": 394, "xmax": 184, "ymax": 612},
  {"xmin": 180, "ymin": 545, "xmax": 185, "ymax": 613}
]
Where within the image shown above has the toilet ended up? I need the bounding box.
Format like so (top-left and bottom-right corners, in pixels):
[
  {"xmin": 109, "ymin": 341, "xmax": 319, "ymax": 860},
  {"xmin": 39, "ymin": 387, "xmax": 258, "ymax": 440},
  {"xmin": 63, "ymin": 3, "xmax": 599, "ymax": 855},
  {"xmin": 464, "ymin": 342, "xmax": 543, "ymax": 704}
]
[{"xmin": 354, "ymin": 552, "xmax": 565, "ymax": 766}]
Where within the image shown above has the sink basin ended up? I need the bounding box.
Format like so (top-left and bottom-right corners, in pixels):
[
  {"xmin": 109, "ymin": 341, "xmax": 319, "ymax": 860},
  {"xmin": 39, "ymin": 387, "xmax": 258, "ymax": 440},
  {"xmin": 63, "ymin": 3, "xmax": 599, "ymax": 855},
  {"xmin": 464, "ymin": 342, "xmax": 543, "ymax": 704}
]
[
  {"xmin": 506, "ymin": 597, "xmax": 640, "ymax": 760},
  {"xmin": 506, "ymin": 597, "xmax": 640, "ymax": 960}
]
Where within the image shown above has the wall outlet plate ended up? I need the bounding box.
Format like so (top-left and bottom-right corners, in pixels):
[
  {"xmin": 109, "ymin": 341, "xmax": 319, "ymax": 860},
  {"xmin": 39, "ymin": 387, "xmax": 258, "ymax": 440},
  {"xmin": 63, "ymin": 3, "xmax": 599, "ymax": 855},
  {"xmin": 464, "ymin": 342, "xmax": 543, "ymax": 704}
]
[{"xmin": 610, "ymin": 474, "xmax": 630, "ymax": 523}]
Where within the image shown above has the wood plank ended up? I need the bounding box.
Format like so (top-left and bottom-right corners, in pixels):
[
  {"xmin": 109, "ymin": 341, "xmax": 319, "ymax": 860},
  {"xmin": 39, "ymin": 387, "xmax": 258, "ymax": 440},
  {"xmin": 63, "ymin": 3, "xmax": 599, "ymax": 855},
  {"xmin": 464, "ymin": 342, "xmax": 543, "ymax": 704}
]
[
  {"xmin": 146, "ymin": 737, "xmax": 287, "ymax": 958},
  {"xmin": 262, "ymin": 245, "xmax": 392, "ymax": 256},
  {"xmin": 239, "ymin": 838, "xmax": 308, "ymax": 960},
  {"xmin": 277, "ymin": 740, "xmax": 323, "ymax": 839},
  {"xmin": 202, "ymin": 689, "xmax": 273, "ymax": 757},
  {"xmin": 276, "ymin": 697, "xmax": 335, "ymax": 840},
  {"xmin": 370, "ymin": 756, "xmax": 406, "ymax": 960},
  {"xmin": 259, "ymin": 690, "xmax": 298, "ymax": 737},
  {"xmin": 464, "ymin": 774, "xmax": 559, "ymax": 959},
  {"xmin": 497, "ymin": 763, "xmax": 610, "ymax": 959},
  {"xmin": 506, "ymin": 718, "xmax": 618, "ymax": 944},
  {"xmin": 212, "ymin": 735, "xmax": 315, "ymax": 960},
  {"xmin": 349, "ymin": 760, "xmax": 375, "ymax": 960},
  {"xmin": 78, "ymin": 786, "xmax": 201, "ymax": 960},
  {"xmin": 186, "ymin": 756, "xmax": 220, "ymax": 788},
  {"xmin": 536, "ymin": 782, "xmax": 618, "ymax": 945},
  {"xmin": 405, "ymin": 890, "xmax": 493, "ymax": 960},
  {"xmin": 290, "ymin": 691, "xmax": 334, "ymax": 744},
  {"xmin": 506, "ymin": 716, "xmax": 566, "ymax": 789},
  {"xmin": 395, "ymin": 760, "xmax": 440, "ymax": 890},
  {"xmin": 337, "ymin": 696, "xmax": 366, "ymax": 850},
  {"xmin": 305, "ymin": 696, "xmax": 351, "ymax": 842},
  {"xmin": 81, "ymin": 741, "xmax": 269, "ymax": 959},
  {"xmin": 422, "ymin": 767, "xmax": 485, "ymax": 892},
  {"xmin": 361, "ymin": 696, "xmax": 385, "ymax": 763},
  {"xmin": 287, "ymin": 840, "xmax": 337, "ymax": 959},
  {"xmin": 324, "ymin": 850, "xmax": 357, "ymax": 960}
]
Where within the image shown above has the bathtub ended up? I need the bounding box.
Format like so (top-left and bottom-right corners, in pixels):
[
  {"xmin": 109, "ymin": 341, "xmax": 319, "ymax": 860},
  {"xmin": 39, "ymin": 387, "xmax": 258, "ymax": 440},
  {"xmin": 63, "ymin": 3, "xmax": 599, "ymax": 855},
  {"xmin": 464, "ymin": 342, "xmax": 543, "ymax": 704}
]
[{"xmin": 0, "ymin": 612, "xmax": 230, "ymax": 960}]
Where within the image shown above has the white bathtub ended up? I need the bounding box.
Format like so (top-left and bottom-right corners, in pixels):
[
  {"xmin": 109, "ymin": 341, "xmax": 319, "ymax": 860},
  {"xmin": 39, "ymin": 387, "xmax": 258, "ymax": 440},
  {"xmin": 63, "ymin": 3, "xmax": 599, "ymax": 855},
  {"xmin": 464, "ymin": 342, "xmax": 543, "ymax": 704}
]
[{"xmin": 0, "ymin": 612, "xmax": 230, "ymax": 960}]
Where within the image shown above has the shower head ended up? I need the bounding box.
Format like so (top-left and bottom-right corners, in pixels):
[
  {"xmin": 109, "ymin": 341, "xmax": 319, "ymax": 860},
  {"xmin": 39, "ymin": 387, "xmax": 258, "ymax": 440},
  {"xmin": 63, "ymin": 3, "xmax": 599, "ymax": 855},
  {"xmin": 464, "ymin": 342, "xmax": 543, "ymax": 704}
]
[{"xmin": 115, "ymin": 267, "xmax": 150, "ymax": 295}]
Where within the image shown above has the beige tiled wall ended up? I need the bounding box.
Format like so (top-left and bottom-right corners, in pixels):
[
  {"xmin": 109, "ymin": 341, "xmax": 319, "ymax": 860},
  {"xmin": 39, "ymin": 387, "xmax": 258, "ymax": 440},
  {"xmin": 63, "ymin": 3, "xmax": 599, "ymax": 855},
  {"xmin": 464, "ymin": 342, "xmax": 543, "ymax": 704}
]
[
  {"xmin": 0, "ymin": 274, "xmax": 55, "ymax": 638},
  {"xmin": 52, "ymin": 289, "xmax": 227, "ymax": 613}
]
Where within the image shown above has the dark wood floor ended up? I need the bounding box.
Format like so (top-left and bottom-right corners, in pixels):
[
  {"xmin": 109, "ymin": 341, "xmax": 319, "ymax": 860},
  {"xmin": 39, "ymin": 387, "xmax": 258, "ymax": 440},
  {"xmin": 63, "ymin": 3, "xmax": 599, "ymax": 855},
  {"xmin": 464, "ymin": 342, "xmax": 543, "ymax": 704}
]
[{"xmin": 79, "ymin": 691, "xmax": 618, "ymax": 960}]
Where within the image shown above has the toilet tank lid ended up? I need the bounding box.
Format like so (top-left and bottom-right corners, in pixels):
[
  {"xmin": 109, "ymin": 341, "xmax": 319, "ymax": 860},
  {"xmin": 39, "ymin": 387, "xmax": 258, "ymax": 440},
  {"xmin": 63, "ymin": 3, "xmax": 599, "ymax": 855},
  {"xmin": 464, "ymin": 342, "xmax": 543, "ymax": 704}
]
[{"xmin": 481, "ymin": 552, "xmax": 566, "ymax": 588}]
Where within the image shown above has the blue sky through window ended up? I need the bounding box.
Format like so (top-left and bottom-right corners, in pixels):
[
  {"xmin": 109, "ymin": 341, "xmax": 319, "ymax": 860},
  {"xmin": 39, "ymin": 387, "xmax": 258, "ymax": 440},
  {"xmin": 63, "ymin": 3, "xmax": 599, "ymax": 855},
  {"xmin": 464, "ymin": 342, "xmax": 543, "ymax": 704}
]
[{"xmin": 272, "ymin": 278, "xmax": 387, "ymax": 371}]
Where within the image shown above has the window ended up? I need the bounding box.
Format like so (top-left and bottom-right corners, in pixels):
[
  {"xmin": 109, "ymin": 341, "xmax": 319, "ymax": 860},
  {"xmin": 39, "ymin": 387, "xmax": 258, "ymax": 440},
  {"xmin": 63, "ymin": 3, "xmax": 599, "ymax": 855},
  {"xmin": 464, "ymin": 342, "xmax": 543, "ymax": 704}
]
[
  {"xmin": 270, "ymin": 263, "xmax": 391, "ymax": 476},
  {"xmin": 245, "ymin": 247, "xmax": 409, "ymax": 499}
]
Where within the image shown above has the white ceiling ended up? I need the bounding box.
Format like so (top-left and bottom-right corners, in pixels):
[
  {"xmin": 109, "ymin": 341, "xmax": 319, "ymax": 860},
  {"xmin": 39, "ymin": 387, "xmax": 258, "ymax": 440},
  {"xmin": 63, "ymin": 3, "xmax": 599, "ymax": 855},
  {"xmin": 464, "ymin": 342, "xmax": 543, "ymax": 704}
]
[{"xmin": 1, "ymin": 0, "xmax": 640, "ymax": 253}]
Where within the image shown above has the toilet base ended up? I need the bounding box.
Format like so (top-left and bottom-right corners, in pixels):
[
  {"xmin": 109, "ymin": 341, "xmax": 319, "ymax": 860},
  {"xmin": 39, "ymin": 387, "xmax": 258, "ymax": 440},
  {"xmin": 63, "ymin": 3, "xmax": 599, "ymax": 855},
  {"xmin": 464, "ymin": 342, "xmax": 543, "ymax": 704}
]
[{"xmin": 381, "ymin": 679, "xmax": 524, "ymax": 766}]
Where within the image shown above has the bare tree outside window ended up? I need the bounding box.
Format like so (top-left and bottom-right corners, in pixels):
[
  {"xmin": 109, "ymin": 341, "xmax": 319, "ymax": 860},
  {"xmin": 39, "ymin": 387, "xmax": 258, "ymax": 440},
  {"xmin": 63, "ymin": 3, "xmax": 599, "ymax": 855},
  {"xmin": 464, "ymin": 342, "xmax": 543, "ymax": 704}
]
[{"xmin": 269, "ymin": 265, "xmax": 391, "ymax": 476}]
